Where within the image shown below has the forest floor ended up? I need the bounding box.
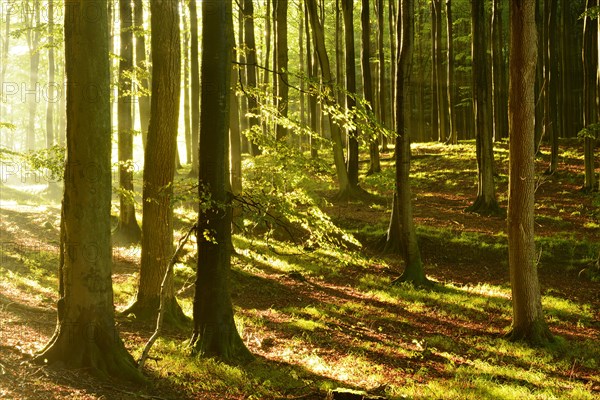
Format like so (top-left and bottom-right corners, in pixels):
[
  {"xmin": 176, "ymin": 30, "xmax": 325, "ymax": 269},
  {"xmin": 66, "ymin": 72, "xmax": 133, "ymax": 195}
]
[{"xmin": 0, "ymin": 141, "xmax": 599, "ymax": 399}]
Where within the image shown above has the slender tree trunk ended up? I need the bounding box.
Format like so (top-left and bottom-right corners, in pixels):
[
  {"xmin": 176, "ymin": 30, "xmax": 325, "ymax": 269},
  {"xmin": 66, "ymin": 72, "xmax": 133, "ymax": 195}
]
[
  {"xmin": 230, "ymin": 43, "xmax": 243, "ymax": 196},
  {"xmin": 341, "ymin": 0, "xmax": 359, "ymax": 186},
  {"xmin": 507, "ymin": 0, "xmax": 552, "ymax": 344},
  {"xmin": 467, "ymin": 0, "xmax": 500, "ymax": 215},
  {"xmin": 115, "ymin": 0, "xmax": 142, "ymax": 244},
  {"xmin": 0, "ymin": 10, "xmax": 9, "ymax": 135},
  {"xmin": 387, "ymin": 0, "xmax": 427, "ymax": 286},
  {"xmin": 546, "ymin": 0, "xmax": 558, "ymax": 173},
  {"xmin": 446, "ymin": 0, "xmax": 456, "ymax": 144},
  {"xmin": 305, "ymin": 0, "xmax": 319, "ymax": 158},
  {"xmin": 191, "ymin": 0, "xmax": 251, "ymax": 361},
  {"xmin": 188, "ymin": 0, "xmax": 200, "ymax": 176},
  {"xmin": 434, "ymin": 0, "xmax": 448, "ymax": 142},
  {"xmin": 388, "ymin": 0, "xmax": 396, "ymax": 141},
  {"xmin": 134, "ymin": 0, "xmax": 151, "ymax": 149},
  {"xmin": 430, "ymin": 0, "xmax": 439, "ymax": 141},
  {"xmin": 26, "ymin": 2, "xmax": 41, "ymax": 151},
  {"xmin": 307, "ymin": 0, "xmax": 359, "ymax": 199},
  {"xmin": 582, "ymin": 0, "xmax": 598, "ymax": 192},
  {"xmin": 376, "ymin": 0, "xmax": 388, "ymax": 139},
  {"xmin": 492, "ymin": 0, "xmax": 507, "ymax": 142},
  {"xmin": 46, "ymin": 0, "xmax": 55, "ymax": 148},
  {"xmin": 123, "ymin": 0, "xmax": 185, "ymax": 324},
  {"xmin": 244, "ymin": 0, "xmax": 262, "ymax": 155},
  {"xmin": 183, "ymin": 10, "xmax": 192, "ymax": 165},
  {"xmin": 363, "ymin": 0, "xmax": 381, "ymax": 174},
  {"xmin": 275, "ymin": 0, "xmax": 289, "ymax": 140},
  {"xmin": 34, "ymin": 0, "xmax": 142, "ymax": 381}
]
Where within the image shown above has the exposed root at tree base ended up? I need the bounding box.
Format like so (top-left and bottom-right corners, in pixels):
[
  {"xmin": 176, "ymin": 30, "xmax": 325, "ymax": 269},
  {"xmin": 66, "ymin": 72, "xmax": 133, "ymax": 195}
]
[
  {"xmin": 465, "ymin": 197, "xmax": 505, "ymax": 217},
  {"xmin": 504, "ymin": 323, "xmax": 554, "ymax": 347},
  {"xmin": 122, "ymin": 298, "xmax": 190, "ymax": 329}
]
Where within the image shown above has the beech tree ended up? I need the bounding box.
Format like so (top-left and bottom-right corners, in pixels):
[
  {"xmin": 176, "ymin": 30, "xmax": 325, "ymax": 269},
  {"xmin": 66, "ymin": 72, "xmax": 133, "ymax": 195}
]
[
  {"xmin": 34, "ymin": 0, "xmax": 141, "ymax": 380},
  {"xmin": 190, "ymin": 0, "xmax": 251, "ymax": 360},
  {"xmin": 123, "ymin": 0, "xmax": 185, "ymax": 323},
  {"xmin": 467, "ymin": 0, "xmax": 500, "ymax": 215},
  {"xmin": 507, "ymin": 0, "xmax": 552, "ymax": 344},
  {"xmin": 114, "ymin": 0, "xmax": 142, "ymax": 244},
  {"xmin": 383, "ymin": 0, "xmax": 428, "ymax": 286}
]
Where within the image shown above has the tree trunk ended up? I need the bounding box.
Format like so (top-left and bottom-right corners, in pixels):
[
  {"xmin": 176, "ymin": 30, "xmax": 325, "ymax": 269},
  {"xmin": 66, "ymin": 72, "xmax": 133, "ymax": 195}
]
[
  {"xmin": 492, "ymin": 0, "xmax": 508, "ymax": 142},
  {"xmin": 46, "ymin": 0, "xmax": 55, "ymax": 148},
  {"xmin": 582, "ymin": 0, "xmax": 598, "ymax": 192},
  {"xmin": 114, "ymin": 0, "xmax": 142, "ymax": 245},
  {"xmin": 0, "ymin": 10, "xmax": 9, "ymax": 135},
  {"xmin": 387, "ymin": 0, "xmax": 427, "ymax": 286},
  {"xmin": 507, "ymin": 0, "xmax": 552, "ymax": 345},
  {"xmin": 230, "ymin": 44, "xmax": 243, "ymax": 196},
  {"xmin": 546, "ymin": 0, "xmax": 559, "ymax": 174},
  {"xmin": 191, "ymin": 0, "xmax": 251, "ymax": 361},
  {"xmin": 446, "ymin": 0, "xmax": 457, "ymax": 145},
  {"xmin": 434, "ymin": 0, "xmax": 448, "ymax": 142},
  {"xmin": 376, "ymin": 0, "xmax": 388, "ymax": 139},
  {"xmin": 134, "ymin": 0, "xmax": 151, "ymax": 149},
  {"xmin": 467, "ymin": 0, "xmax": 500, "ymax": 215},
  {"xmin": 123, "ymin": 0, "xmax": 185, "ymax": 324},
  {"xmin": 244, "ymin": 0, "xmax": 262, "ymax": 155},
  {"xmin": 341, "ymin": 0, "xmax": 359, "ymax": 186},
  {"xmin": 188, "ymin": 0, "xmax": 200, "ymax": 176},
  {"xmin": 183, "ymin": 10, "xmax": 192, "ymax": 165},
  {"xmin": 306, "ymin": 0, "xmax": 358, "ymax": 200},
  {"xmin": 276, "ymin": 0, "xmax": 289, "ymax": 140},
  {"xmin": 363, "ymin": 0, "xmax": 381, "ymax": 175},
  {"xmin": 34, "ymin": 0, "xmax": 142, "ymax": 381},
  {"xmin": 305, "ymin": 0, "xmax": 319, "ymax": 158},
  {"xmin": 430, "ymin": 0, "xmax": 439, "ymax": 142},
  {"xmin": 26, "ymin": 2, "xmax": 41, "ymax": 151}
]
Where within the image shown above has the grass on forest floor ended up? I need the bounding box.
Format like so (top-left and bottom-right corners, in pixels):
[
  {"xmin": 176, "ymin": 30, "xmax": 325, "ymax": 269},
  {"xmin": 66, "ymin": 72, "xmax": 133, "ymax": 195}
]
[{"xmin": 0, "ymin": 141, "xmax": 599, "ymax": 399}]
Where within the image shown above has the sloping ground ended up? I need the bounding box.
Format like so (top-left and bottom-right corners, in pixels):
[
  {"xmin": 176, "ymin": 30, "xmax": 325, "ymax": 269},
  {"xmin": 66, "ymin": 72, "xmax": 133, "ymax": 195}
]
[{"xmin": 0, "ymin": 142, "xmax": 599, "ymax": 399}]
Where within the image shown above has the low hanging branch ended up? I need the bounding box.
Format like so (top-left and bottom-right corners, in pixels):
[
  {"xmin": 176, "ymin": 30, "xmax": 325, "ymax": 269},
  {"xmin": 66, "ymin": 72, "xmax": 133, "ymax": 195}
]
[{"xmin": 137, "ymin": 222, "xmax": 197, "ymax": 371}]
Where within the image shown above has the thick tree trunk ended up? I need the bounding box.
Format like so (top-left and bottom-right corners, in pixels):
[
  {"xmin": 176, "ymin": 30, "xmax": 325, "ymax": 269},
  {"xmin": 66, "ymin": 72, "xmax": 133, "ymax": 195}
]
[
  {"xmin": 467, "ymin": 0, "xmax": 500, "ymax": 215},
  {"xmin": 386, "ymin": 0, "xmax": 427, "ymax": 286},
  {"xmin": 191, "ymin": 0, "xmax": 251, "ymax": 361},
  {"xmin": 134, "ymin": 0, "xmax": 151, "ymax": 149},
  {"xmin": 507, "ymin": 0, "xmax": 552, "ymax": 344},
  {"xmin": 34, "ymin": 0, "xmax": 142, "ymax": 381},
  {"xmin": 188, "ymin": 0, "xmax": 200, "ymax": 176},
  {"xmin": 363, "ymin": 0, "xmax": 381, "ymax": 175},
  {"xmin": 114, "ymin": 0, "xmax": 142, "ymax": 245},
  {"xmin": 123, "ymin": 0, "xmax": 185, "ymax": 324}
]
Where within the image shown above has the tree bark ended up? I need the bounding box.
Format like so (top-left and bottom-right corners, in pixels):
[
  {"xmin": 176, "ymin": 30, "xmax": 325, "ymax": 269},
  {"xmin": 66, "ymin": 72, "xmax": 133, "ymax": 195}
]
[
  {"xmin": 363, "ymin": 0, "xmax": 381, "ymax": 175},
  {"xmin": 46, "ymin": 0, "xmax": 55, "ymax": 148},
  {"xmin": 341, "ymin": 0, "xmax": 359, "ymax": 186},
  {"xmin": 34, "ymin": 0, "xmax": 142, "ymax": 381},
  {"xmin": 123, "ymin": 0, "xmax": 185, "ymax": 324},
  {"xmin": 188, "ymin": 0, "xmax": 200, "ymax": 176},
  {"xmin": 114, "ymin": 0, "xmax": 142, "ymax": 244},
  {"xmin": 385, "ymin": 0, "xmax": 427, "ymax": 286},
  {"xmin": 492, "ymin": 0, "xmax": 508, "ymax": 142},
  {"xmin": 467, "ymin": 0, "xmax": 500, "ymax": 215},
  {"xmin": 26, "ymin": 2, "xmax": 41, "ymax": 150},
  {"xmin": 243, "ymin": 0, "xmax": 262, "ymax": 155},
  {"xmin": 134, "ymin": 0, "xmax": 151, "ymax": 149},
  {"xmin": 275, "ymin": 0, "xmax": 289, "ymax": 140},
  {"xmin": 306, "ymin": 0, "xmax": 359, "ymax": 200},
  {"xmin": 507, "ymin": 0, "xmax": 552, "ymax": 344},
  {"xmin": 582, "ymin": 0, "xmax": 598, "ymax": 192},
  {"xmin": 446, "ymin": 0, "xmax": 457, "ymax": 145},
  {"xmin": 183, "ymin": 9, "xmax": 192, "ymax": 165},
  {"xmin": 191, "ymin": 0, "xmax": 251, "ymax": 361}
]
